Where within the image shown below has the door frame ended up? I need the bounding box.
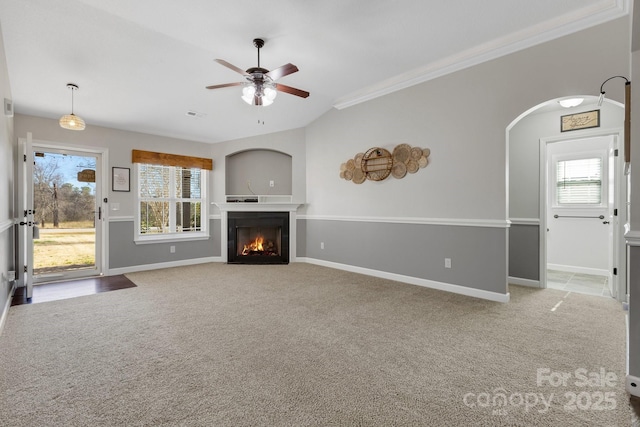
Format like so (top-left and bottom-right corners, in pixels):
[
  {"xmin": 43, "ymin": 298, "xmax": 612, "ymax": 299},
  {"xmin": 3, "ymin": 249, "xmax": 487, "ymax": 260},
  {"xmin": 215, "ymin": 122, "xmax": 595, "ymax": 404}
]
[
  {"xmin": 17, "ymin": 133, "xmax": 109, "ymax": 294},
  {"xmin": 538, "ymin": 128, "xmax": 626, "ymax": 301}
]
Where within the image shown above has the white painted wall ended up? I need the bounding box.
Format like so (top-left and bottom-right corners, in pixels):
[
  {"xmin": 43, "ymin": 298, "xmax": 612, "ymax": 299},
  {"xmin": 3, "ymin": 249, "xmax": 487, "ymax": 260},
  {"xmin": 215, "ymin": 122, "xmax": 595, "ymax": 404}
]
[
  {"xmin": 546, "ymin": 136, "xmax": 612, "ymax": 275},
  {"xmin": 209, "ymin": 128, "xmax": 306, "ymax": 213},
  {"xmin": 14, "ymin": 114, "xmax": 215, "ymax": 219},
  {"xmin": 510, "ymin": 103, "xmax": 624, "ymax": 219},
  {"xmin": 306, "ymin": 17, "xmax": 630, "ymax": 222},
  {"xmin": 0, "ymin": 20, "xmax": 15, "ymax": 320}
]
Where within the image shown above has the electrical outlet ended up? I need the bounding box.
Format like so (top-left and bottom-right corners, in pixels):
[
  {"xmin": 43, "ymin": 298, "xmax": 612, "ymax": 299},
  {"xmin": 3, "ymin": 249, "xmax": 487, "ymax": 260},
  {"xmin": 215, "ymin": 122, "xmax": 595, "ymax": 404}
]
[
  {"xmin": 320, "ymin": 242, "xmax": 325, "ymax": 250},
  {"xmin": 445, "ymin": 258, "xmax": 451, "ymax": 269},
  {"xmin": 269, "ymin": 180, "xmax": 274, "ymax": 187},
  {"xmin": 170, "ymin": 245, "xmax": 176, "ymax": 254},
  {"xmin": 7, "ymin": 271, "xmax": 15, "ymax": 282}
]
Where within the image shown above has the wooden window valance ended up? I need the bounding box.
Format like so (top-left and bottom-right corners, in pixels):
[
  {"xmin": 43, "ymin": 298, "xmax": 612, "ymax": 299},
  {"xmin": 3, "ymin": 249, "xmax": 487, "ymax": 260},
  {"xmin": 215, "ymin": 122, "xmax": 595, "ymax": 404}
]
[{"xmin": 132, "ymin": 149, "xmax": 213, "ymax": 170}]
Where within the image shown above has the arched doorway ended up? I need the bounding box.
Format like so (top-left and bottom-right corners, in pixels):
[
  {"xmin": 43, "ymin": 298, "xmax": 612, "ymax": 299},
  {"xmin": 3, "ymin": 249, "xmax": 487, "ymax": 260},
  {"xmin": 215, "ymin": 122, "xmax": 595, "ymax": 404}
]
[{"xmin": 506, "ymin": 96, "xmax": 627, "ymax": 301}]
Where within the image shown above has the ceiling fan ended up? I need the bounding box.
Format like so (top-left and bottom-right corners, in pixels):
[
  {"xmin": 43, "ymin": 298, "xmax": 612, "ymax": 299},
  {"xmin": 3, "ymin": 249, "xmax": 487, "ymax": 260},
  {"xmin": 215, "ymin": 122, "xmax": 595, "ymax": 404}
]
[{"xmin": 206, "ymin": 38, "xmax": 310, "ymax": 106}]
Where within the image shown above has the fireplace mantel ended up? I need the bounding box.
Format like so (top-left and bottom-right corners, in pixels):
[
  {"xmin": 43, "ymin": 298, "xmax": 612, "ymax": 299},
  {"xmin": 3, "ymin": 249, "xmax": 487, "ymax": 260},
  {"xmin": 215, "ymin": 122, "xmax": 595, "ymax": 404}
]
[
  {"xmin": 214, "ymin": 203, "xmax": 302, "ymax": 213},
  {"xmin": 214, "ymin": 201, "xmax": 303, "ymax": 263}
]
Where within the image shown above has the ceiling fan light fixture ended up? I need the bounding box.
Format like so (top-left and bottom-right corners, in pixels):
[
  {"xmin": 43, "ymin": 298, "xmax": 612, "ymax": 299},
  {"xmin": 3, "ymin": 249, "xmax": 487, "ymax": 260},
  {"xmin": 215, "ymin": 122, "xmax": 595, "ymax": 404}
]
[
  {"xmin": 264, "ymin": 85, "xmax": 277, "ymax": 102},
  {"xmin": 208, "ymin": 38, "xmax": 309, "ymax": 106},
  {"xmin": 59, "ymin": 83, "xmax": 86, "ymax": 131},
  {"xmin": 242, "ymin": 83, "xmax": 256, "ymax": 104},
  {"xmin": 241, "ymin": 80, "xmax": 277, "ymax": 106}
]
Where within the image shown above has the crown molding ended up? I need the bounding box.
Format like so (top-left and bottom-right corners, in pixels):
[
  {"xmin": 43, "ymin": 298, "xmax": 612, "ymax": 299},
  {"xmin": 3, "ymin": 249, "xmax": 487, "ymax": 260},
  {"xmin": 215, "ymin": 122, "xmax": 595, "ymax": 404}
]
[{"xmin": 334, "ymin": 0, "xmax": 629, "ymax": 110}]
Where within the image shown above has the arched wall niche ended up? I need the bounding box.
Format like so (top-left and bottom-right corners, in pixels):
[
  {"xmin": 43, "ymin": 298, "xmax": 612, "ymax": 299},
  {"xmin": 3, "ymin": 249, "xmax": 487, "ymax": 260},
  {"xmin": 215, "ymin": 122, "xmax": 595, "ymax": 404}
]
[{"xmin": 225, "ymin": 149, "xmax": 293, "ymax": 196}]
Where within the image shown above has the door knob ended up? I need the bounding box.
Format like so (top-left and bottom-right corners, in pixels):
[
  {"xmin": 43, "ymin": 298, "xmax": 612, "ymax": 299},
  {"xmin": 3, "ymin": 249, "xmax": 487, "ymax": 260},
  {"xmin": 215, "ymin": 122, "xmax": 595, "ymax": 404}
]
[{"xmin": 603, "ymin": 221, "xmax": 610, "ymax": 224}]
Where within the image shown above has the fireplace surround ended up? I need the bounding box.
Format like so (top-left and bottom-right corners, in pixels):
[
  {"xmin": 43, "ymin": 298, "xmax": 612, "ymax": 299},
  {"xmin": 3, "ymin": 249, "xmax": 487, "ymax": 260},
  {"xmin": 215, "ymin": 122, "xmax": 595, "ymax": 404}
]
[
  {"xmin": 215, "ymin": 199, "xmax": 301, "ymax": 264},
  {"xmin": 227, "ymin": 211, "xmax": 290, "ymax": 264}
]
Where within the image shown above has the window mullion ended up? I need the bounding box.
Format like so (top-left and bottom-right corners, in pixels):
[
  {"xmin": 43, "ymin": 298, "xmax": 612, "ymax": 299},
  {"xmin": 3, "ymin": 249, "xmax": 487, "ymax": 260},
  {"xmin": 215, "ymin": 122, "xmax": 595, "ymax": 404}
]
[{"xmin": 169, "ymin": 167, "xmax": 177, "ymax": 233}]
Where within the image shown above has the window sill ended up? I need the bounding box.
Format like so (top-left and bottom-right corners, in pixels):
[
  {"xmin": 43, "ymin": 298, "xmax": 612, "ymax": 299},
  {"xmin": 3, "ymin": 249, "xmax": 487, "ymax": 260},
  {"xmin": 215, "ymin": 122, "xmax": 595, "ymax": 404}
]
[{"xmin": 134, "ymin": 233, "xmax": 210, "ymax": 245}]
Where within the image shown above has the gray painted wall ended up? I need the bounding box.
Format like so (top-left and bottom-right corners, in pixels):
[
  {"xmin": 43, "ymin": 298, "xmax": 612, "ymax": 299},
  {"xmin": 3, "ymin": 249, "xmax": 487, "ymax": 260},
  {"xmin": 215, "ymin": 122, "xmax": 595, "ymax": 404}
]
[
  {"xmin": 302, "ymin": 18, "xmax": 629, "ymax": 296},
  {"xmin": 295, "ymin": 219, "xmax": 307, "ymax": 258},
  {"xmin": 109, "ymin": 219, "xmax": 220, "ymax": 269},
  {"xmin": 0, "ymin": 21, "xmax": 14, "ymax": 320},
  {"xmin": 629, "ymin": 247, "xmax": 640, "ymax": 381},
  {"xmin": 509, "ymin": 225, "xmax": 539, "ymax": 280},
  {"xmin": 14, "ymin": 114, "xmax": 221, "ymax": 274},
  {"xmin": 304, "ymin": 219, "xmax": 507, "ymax": 294},
  {"xmin": 225, "ymin": 149, "xmax": 292, "ymax": 196}
]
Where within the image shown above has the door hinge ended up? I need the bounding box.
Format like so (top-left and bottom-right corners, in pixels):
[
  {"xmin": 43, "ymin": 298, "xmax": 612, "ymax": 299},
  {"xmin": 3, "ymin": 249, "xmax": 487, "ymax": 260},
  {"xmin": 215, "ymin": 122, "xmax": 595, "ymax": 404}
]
[
  {"xmin": 614, "ymin": 209, "xmax": 618, "ymax": 216},
  {"xmin": 23, "ymin": 154, "xmax": 26, "ymax": 162},
  {"xmin": 23, "ymin": 265, "xmax": 27, "ymax": 273},
  {"xmin": 613, "ymin": 268, "xmax": 617, "ymax": 275},
  {"xmin": 614, "ymin": 149, "xmax": 619, "ymax": 157}
]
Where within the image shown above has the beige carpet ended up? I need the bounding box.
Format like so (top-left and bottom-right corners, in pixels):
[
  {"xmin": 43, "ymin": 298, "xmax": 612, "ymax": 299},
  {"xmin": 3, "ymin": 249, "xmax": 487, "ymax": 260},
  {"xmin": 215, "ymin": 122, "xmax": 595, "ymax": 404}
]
[{"xmin": 0, "ymin": 263, "xmax": 635, "ymax": 426}]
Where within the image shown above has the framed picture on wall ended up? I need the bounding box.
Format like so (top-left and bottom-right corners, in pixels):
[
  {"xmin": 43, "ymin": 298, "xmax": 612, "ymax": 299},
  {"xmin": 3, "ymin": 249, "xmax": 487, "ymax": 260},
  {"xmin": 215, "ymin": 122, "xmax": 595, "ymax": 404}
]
[
  {"xmin": 112, "ymin": 167, "xmax": 130, "ymax": 192},
  {"xmin": 561, "ymin": 110, "xmax": 600, "ymax": 132}
]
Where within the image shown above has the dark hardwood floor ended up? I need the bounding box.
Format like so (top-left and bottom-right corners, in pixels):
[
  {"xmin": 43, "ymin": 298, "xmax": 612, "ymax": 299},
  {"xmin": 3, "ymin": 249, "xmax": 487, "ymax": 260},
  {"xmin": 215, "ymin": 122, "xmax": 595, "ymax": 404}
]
[{"xmin": 11, "ymin": 275, "xmax": 137, "ymax": 306}]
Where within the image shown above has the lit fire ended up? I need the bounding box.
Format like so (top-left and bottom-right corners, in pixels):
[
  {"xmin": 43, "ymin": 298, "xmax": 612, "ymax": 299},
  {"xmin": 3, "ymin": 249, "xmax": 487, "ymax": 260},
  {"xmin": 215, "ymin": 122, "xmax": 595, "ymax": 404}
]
[{"xmin": 242, "ymin": 235, "xmax": 264, "ymax": 255}]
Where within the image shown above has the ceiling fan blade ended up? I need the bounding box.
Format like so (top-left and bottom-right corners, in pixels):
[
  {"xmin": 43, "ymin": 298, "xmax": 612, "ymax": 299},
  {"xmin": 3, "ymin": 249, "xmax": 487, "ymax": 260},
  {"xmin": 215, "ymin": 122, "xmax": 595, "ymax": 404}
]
[
  {"xmin": 215, "ymin": 59, "xmax": 250, "ymax": 76},
  {"xmin": 276, "ymin": 83, "xmax": 310, "ymax": 98},
  {"xmin": 266, "ymin": 63, "xmax": 299, "ymax": 80},
  {"xmin": 206, "ymin": 82, "xmax": 243, "ymax": 90}
]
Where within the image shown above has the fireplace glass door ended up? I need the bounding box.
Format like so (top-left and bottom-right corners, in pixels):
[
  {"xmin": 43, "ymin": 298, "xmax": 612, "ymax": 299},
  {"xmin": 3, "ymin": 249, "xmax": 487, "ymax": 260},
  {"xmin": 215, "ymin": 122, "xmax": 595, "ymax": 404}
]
[
  {"xmin": 236, "ymin": 226, "xmax": 281, "ymax": 258},
  {"xmin": 227, "ymin": 211, "xmax": 289, "ymax": 264}
]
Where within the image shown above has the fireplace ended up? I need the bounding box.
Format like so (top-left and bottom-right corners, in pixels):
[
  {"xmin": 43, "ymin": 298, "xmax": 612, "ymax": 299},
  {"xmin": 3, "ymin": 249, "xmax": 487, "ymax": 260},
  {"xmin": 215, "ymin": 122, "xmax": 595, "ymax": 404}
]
[{"xmin": 227, "ymin": 211, "xmax": 290, "ymax": 264}]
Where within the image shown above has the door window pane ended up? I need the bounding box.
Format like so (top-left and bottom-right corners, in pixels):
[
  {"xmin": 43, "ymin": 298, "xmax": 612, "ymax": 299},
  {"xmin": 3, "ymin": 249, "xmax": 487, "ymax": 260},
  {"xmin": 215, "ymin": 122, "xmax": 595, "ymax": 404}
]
[{"xmin": 556, "ymin": 158, "xmax": 602, "ymax": 205}]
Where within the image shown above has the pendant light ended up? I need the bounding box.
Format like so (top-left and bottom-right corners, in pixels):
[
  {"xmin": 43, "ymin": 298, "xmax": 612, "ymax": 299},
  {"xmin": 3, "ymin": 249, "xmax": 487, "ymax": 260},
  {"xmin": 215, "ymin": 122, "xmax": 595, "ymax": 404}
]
[
  {"xmin": 597, "ymin": 76, "xmax": 631, "ymax": 164},
  {"xmin": 59, "ymin": 83, "xmax": 86, "ymax": 131}
]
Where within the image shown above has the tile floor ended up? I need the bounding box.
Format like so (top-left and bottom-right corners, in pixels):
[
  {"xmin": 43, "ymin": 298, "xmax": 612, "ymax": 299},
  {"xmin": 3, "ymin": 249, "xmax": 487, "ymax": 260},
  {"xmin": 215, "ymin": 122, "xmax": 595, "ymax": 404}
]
[{"xmin": 546, "ymin": 269, "xmax": 612, "ymax": 297}]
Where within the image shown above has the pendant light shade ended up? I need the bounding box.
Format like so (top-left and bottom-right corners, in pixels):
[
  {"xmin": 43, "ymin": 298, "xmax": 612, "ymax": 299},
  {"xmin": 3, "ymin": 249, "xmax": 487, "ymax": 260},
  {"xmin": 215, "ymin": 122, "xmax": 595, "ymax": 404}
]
[{"xmin": 59, "ymin": 83, "xmax": 86, "ymax": 130}]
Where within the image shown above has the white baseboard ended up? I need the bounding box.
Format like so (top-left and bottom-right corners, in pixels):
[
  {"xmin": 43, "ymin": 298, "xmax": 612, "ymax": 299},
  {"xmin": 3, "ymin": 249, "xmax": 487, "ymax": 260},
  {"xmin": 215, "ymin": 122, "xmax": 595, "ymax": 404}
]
[
  {"xmin": 0, "ymin": 281, "xmax": 16, "ymax": 337},
  {"xmin": 627, "ymin": 375, "xmax": 640, "ymax": 398},
  {"xmin": 508, "ymin": 276, "xmax": 541, "ymax": 288},
  {"xmin": 108, "ymin": 256, "xmax": 222, "ymax": 276},
  {"xmin": 297, "ymin": 257, "xmax": 509, "ymax": 303},
  {"xmin": 547, "ymin": 263, "xmax": 609, "ymax": 277}
]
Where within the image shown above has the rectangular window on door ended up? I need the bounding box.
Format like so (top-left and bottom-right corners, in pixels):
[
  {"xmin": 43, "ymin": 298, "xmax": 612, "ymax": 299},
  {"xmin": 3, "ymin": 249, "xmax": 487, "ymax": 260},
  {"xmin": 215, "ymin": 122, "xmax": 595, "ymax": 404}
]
[{"xmin": 556, "ymin": 157, "xmax": 602, "ymax": 205}]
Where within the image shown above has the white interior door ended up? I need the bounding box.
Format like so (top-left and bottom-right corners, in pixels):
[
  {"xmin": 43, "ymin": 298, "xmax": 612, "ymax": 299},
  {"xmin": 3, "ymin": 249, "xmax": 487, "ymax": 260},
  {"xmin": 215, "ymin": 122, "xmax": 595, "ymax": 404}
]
[
  {"xmin": 17, "ymin": 135, "xmax": 34, "ymax": 297},
  {"xmin": 540, "ymin": 132, "xmax": 626, "ymax": 301}
]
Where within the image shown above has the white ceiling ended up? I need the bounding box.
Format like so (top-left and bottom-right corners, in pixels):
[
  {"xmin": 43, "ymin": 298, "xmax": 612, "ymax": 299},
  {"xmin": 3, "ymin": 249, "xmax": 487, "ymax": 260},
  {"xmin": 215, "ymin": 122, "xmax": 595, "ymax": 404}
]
[{"xmin": 0, "ymin": 0, "xmax": 629, "ymax": 144}]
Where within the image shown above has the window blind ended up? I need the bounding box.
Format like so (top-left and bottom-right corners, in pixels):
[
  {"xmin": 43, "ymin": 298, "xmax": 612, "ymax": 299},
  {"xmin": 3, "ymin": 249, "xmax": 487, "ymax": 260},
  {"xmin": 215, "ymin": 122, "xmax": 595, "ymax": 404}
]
[
  {"xmin": 556, "ymin": 157, "xmax": 602, "ymax": 205},
  {"xmin": 138, "ymin": 164, "xmax": 204, "ymax": 235}
]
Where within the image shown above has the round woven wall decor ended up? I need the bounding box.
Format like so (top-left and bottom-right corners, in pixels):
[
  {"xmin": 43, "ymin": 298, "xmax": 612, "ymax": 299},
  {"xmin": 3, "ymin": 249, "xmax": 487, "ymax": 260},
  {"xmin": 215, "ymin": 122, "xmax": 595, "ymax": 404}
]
[
  {"xmin": 340, "ymin": 145, "xmax": 430, "ymax": 183},
  {"xmin": 362, "ymin": 147, "xmax": 392, "ymax": 181}
]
